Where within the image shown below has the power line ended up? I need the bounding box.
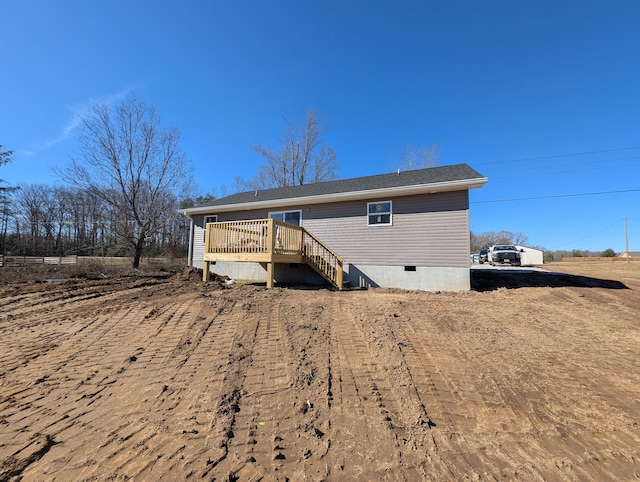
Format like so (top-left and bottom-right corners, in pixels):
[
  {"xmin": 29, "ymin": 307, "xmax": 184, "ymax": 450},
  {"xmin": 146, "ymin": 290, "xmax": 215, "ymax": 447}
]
[
  {"xmin": 487, "ymin": 156, "xmax": 640, "ymax": 180},
  {"xmin": 475, "ymin": 145, "xmax": 640, "ymax": 166},
  {"xmin": 551, "ymin": 219, "xmax": 624, "ymax": 249},
  {"xmin": 471, "ymin": 188, "xmax": 640, "ymax": 204},
  {"xmin": 489, "ymin": 162, "xmax": 640, "ymax": 182}
]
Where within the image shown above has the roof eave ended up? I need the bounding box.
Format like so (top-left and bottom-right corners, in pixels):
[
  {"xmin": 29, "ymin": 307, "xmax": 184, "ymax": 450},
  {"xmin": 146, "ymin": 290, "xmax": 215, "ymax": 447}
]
[{"xmin": 180, "ymin": 177, "xmax": 488, "ymax": 216}]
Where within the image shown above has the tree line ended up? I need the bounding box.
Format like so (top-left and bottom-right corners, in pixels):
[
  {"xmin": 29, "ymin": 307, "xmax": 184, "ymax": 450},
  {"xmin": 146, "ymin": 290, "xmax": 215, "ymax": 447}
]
[
  {"xmin": 470, "ymin": 230, "xmax": 530, "ymax": 252},
  {"xmin": 1, "ymin": 96, "xmax": 193, "ymax": 266},
  {"xmin": 0, "ymin": 184, "xmax": 189, "ymax": 259}
]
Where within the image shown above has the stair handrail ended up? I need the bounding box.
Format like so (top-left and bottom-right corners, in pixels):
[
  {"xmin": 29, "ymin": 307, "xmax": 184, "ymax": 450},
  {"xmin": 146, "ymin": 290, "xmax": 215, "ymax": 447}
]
[
  {"xmin": 204, "ymin": 219, "xmax": 345, "ymax": 289},
  {"xmin": 301, "ymin": 229, "xmax": 344, "ymax": 289}
]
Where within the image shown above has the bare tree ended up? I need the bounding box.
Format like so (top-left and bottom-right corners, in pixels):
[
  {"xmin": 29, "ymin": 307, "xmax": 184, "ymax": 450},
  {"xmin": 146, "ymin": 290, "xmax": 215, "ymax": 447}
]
[
  {"xmin": 251, "ymin": 108, "xmax": 338, "ymax": 188},
  {"xmin": 64, "ymin": 94, "xmax": 192, "ymax": 268},
  {"xmin": 1, "ymin": 145, "xmax": 14, "ymax": 190},
  {"xmin": 0, "ymin": 191, "xmax": 11, "ymax": 254},
  {"xmin": 471, "ymin": 230, "xmax": 529, "ymax": 252},
  {"xmin": 393, "ymin": 143, "xmax": 439, "ymax": 171},
  {"xmin": 207, "ymin": 175, "xmax": 249, "ymax": 200},
  {"xmin": 1, "ymin": 145, "xmax": 15, "ymax": 253},
  {"xmin": 14, "ymin": 184, "xmax": 47, "ymax": 255}
]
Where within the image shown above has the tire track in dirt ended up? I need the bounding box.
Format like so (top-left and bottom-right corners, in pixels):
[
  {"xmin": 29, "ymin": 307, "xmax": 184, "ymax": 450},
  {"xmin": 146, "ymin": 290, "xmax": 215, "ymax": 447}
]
[
  {"xmin": 2, "ymin": 290, "xmax": 232, "ymax": 480},
  {"xmin": 393, "ymin": 296, "xmax": 545, "ymax": 478},
  {"xmin": 0, "ymin": 281, "xmax": 172, "ymax": 379},
  {"xmin": 58, "ymin": 295, "xmax": 243, "ymax": 480},
  {"xmin": 2, "ymin": 266, "xmax": 639, "ymax": 480},
  {"xmin": 337, "ymin": 292, "xmax": 598, "ymax": 480},
  {"xmin": 262, "ymin": 295, "xmax": 332, "ymax": 479},
  {"xmin": 0, "ymin": 302, "xmax": 165, "ymax": 473},
  {"xmin": 64, "ymin": 294, "xmax": 247, "ymax": 480},
  {"xmin": 195, "ymin": 299, "xmax": 259, "ymax": 479},
  {"xmin": 396, "ymin": 294, "xmax": 632, "ymax": 480},
  {"xmin": 389, "ymin": 302, "xmax": 500, "ymax": 479},
  {"xmin": 227, "ymin": 300, "xmax": 293, "ymax": 468},
  {"xmin": 138, "ymin": 296, "xmax": 246, "ymax": 478},
  {"xmin": 0, "ymin": 278, "xmax": 134, "ymax": 316},
  {"xmin": 0, "ymin": 279, "xmax": 161, "ymax": 328},
  {"xmin": 280, "ymin": 296, "xmax": 334, "ymax": 480},
  {"xmin": 324, "ymin": 291, "xmax": 435, "ymax": 479},
  {"xmin": 207, "ymin": 292, "xmax": 335, "ymax": 480},
  {"xmin": 46, "ymin": 324, "xmax": 190, "ymax": 479}
]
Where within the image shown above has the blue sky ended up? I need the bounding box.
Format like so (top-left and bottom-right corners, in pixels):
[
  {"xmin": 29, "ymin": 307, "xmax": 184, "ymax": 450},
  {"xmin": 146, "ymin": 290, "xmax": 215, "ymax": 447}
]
[{"xmin": 2, "ymin": 1, "xmax": 639, "ymax": 252}]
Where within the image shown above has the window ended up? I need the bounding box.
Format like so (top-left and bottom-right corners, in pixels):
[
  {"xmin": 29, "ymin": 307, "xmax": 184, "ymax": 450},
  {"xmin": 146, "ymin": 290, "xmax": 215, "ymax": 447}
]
[
  {"xmin": 367, "ymin": 201, "xmax": 392, "ymax": 225},
  {"xmin": 269, "ymin": 210, "xmax": 301, "ymax": 226},
  {"xmin": 203, "ymin": 215, "xmax": 217, "ymax": 241}
]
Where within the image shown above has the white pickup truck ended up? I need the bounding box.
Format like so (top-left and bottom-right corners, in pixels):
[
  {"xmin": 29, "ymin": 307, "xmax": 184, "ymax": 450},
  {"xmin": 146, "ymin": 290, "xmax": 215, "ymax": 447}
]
[{"xmin": 488, "ymin": 245, "xmax": 522, "ymax": 266}]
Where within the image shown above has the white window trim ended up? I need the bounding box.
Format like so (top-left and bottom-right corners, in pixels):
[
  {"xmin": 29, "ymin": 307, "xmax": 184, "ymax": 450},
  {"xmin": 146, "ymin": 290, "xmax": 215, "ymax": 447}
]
[
  {"xmin": 268, "ymin": 209, "xmax": 303, "ymax": 225},
  {"xmin": 367, "ymin": 200, "xmax": 393, "ymax": 226}
]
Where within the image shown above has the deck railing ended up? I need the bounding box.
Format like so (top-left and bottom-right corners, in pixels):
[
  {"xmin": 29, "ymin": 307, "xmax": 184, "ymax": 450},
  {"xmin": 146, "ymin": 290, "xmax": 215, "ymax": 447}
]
[
  {"xmin": 204, "ymin": 219, "xmax": 344, "ymax": 288},
  {"xmin": 205, "ymin": 219, "xmax": 269, "ymax": 254},
  {"xmin": 273, "ymin": 220, "xmax": 304, "ymax": 256},
  {"xmin": 205, "ymin": 219, "xmax": 303, "ymax": 255},
  {"xmin": 302, "ymin": 229, "xmax": 344, "ymax": 288}
]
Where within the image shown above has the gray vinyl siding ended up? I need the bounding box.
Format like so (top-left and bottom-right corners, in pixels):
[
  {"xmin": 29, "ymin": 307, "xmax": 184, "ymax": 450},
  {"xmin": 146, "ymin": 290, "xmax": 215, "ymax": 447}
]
[
  {"xmin": 303, "ymin": 191, "xmax": 470, "ymax": 268},
  {"xmin": 219, "ymin": 210, "xmax": 271, "ymax": 222},
  {"xmin": 189, "ymin": 190, "xmax": 470, "ymax": 269}
]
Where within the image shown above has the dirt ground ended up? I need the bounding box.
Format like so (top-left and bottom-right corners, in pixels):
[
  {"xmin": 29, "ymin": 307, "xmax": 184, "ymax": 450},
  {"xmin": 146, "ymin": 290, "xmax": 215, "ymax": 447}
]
[{"xmin": 0, "ymin": 262, "xmax": 638, "ymax": 481}]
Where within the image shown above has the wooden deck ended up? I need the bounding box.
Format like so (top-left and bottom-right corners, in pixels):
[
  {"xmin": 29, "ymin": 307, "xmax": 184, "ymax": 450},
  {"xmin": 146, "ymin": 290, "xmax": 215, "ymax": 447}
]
[{"xmin": 203, "ymin": 219, "xmax": 344, "ymax": 289}]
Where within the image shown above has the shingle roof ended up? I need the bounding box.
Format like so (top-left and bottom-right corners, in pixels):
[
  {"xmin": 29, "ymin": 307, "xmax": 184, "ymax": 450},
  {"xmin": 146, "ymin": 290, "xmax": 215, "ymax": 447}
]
[{"xmin": 200, "ymin": 163, "xmax": 485, "ymax": 208}]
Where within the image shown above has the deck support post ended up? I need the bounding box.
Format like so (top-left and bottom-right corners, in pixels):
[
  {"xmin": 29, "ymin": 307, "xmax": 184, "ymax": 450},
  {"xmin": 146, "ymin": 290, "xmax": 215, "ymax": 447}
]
[
  {"xmin": 266, "ymin": 262, "xmax": 274, "ymax": 288},
  {"xmin": 336, "ymin": 262, "xmax": 344, "ymax": 290},
  {"xmin": 201, "ymin": 218, "xmax": 344, "ymax": 289},
  {"xmin": 203, "ymin": 219, "xmax": 212, "ymax": 282},
  {"xmin": 265, "ymin": 218, "xmax": 276, "ymax": 288}
]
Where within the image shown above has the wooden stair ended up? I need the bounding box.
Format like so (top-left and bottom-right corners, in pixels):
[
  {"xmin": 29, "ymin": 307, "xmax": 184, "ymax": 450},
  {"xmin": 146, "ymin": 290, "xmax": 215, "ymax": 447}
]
[
  {"xmin": 301, "ymin": 230, "xmax": 345, "ymax": 290},
  {"xmin": 202, "ymin": 219, "xmax": 345, "ymax": 289}
]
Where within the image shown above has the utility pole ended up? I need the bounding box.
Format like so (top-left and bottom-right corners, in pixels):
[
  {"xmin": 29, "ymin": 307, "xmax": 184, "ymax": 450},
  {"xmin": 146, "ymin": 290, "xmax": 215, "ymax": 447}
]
[{"xmin": 624, "ymin": 217, "xmax": 629, "ymax": 263}]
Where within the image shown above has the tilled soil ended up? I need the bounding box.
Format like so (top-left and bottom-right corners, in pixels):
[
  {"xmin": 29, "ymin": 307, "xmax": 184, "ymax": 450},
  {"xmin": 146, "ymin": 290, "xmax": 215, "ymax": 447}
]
[{"xmin": 0, "ymin": 263, "xmax": 639, "ymax": 481}]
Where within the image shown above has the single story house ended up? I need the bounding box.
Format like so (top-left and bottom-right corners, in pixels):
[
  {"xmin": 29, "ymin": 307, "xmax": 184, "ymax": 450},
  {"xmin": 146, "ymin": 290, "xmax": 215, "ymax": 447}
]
[{"xmin": 180, "ymin": 164, "xmax": 487, "ymax": 291}]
